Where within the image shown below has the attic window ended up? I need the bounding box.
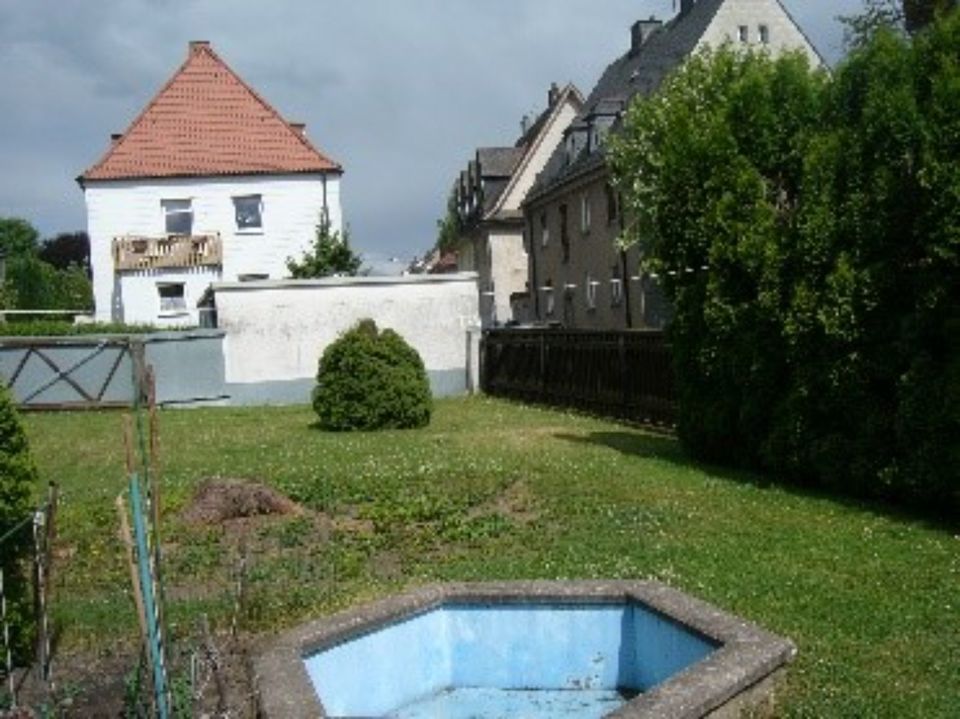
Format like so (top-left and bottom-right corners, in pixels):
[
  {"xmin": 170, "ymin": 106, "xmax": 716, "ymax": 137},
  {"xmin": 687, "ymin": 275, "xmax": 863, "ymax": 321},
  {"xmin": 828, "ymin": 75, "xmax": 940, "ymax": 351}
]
[
  {"xmin": 759, "ymin": 24, "xmax": 770, "ymax": 44},
  {"xmin": 162, "ymin": 199, "xmax": 193, "ymax": 235},
  {"xmin": 738, "ymin": 25, "xmax": 749, "ymax": 43},
  {"xmin": 233, "ymin": 194, "xmax": 263, "ymax": 231}
]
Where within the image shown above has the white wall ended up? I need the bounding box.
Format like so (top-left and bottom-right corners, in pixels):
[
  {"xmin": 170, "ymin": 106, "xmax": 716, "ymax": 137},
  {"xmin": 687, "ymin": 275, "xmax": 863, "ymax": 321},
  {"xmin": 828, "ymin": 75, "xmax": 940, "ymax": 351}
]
[
  {"xmin": 118, "ymin": 268, "xmax": 220, "ymax": 328},
  {"xmin": 488, "ymin": 231, "xmax": 527, "ymax": 325},
  {"xmin": 212, "ymin": 273, "xmax": 480, "ymax": 396},
  {"xmin": 697, "ymin": 0, "xmax": 822, "ymax": 66},
  {"xmin": 83, "ymin": 172, "xmax": 342, "ymax": 324}
]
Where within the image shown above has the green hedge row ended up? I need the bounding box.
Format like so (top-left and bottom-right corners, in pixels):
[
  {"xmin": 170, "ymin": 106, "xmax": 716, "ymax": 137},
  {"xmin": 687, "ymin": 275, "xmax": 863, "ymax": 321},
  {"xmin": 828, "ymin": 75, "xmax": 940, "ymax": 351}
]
[{"xmin": 612, "ymin": 18, "xmax": 959, "ymax": 513}]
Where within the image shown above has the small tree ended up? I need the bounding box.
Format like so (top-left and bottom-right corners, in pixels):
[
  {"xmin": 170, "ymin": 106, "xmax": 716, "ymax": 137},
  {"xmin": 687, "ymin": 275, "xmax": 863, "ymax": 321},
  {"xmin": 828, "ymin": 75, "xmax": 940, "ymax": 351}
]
[
  {"xmin": 0, "ymin": 218, "xmax": 40, "ymax": 257},
  {"xmin": 0, "ymin": 385, "xmax": 39, "ymax": 661},
  {"xmin": 287, "ymin": 216, "xmax": 362, "ymax": 278},
  {"xmin": 434, "ymin": 187, "xmax": 462, "ymax": 255},
  {"xmin": 313, "ymin": 319, "xmax": 432, "ymax": 431}
]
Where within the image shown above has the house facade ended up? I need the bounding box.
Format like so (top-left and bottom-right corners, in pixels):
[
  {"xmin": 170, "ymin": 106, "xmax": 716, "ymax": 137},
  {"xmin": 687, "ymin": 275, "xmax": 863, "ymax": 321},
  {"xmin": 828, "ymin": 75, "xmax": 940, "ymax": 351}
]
[
  {"xmin": 524, "ymin": 0, "xmax": 822, "ymax": 330},
  {"xmin": 452, "ymin": 83, "xmax": 583, "ymax": 326},
  {"xmin": 78, "ymin": 41, "xmax": 343, "ymax": 326}
]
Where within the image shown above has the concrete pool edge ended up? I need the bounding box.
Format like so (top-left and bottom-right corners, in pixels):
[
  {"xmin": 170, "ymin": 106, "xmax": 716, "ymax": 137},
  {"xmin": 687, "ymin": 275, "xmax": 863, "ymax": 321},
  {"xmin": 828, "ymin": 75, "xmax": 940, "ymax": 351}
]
[{"xmin": 251, "ymin": 581, "xmax": 797, "ymax": 719}]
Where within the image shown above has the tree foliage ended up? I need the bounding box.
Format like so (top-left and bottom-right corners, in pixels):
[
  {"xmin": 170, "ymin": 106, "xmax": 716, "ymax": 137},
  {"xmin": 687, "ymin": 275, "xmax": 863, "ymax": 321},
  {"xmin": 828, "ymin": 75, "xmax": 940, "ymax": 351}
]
[
  {"xmin": 39, "ymin": 232, "xmax": 90, "ymax": 274},
  {"xmin": 312, "ymin": 319, "xmax": 432, "ymax": 431},
  {"xmin": 0, "ymin": 384, "xmax": 39, "ymax": 660},
  {"xmin": 434, "ymin": 187, "xmax": 462, "ymax": 255},
  {"xmin": 611, "ymin": 18, "xmax": 960, "ymax": 512},
  {"xmin": 0, "ymin": 218, "xmax": 40, "ymax": 257},
  {"xmin": 286, "ymin": 217, "xmax": 362, "ymax": 278}
]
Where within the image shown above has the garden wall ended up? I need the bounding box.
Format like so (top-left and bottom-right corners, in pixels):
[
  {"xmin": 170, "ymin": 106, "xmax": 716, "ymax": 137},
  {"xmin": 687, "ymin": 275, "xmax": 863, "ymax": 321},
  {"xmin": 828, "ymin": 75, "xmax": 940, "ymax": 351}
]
[
  {"xmin": 0, "ymin": 273, "xmax": 481, "ymax": 408},
  {"xmin": 212, "ymin": 273, "xmax": 480, "ymax": 404}
]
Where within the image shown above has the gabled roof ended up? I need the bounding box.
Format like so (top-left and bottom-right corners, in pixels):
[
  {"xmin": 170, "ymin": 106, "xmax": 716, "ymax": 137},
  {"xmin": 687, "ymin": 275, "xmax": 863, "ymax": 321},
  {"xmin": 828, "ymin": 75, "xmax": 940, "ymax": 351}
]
[
  {"xmin": 484, "ymin": 83, "xmax": 584, "ymax": 219},
  {"xmin": 528, "ymin": 0, "xmax": 821, "ymax": 201},
  {"xmin": 477, "ymin": 147, "xmax": 525, "ymax": 178},
  {"xmin": 80, "ymin": 41, "xmax": 341, "ymax": 183}
]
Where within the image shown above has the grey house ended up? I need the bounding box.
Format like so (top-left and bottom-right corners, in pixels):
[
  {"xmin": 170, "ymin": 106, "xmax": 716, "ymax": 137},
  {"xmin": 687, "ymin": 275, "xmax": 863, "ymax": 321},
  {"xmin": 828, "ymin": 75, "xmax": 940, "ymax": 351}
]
[{"xmin": 523, "ymin": 0, "xmax": 822, "ymax": 330}]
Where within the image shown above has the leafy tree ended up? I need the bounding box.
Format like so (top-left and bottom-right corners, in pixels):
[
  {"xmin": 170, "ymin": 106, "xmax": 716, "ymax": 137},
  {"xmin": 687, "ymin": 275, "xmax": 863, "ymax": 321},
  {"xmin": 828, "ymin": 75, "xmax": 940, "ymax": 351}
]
[
  {"xmin": 434, "ymin": 187, "xmax": 462, "ymax": 254},
  {"xmin": 610, "ymin": 47, "xmax": 827, "ymax": 466},
  {"xmin": 7, "ymin": 255, "xmax": 93, "ymax": 312},
  {"xmin": 0, "ymin": 384, "xmax": 39, "ymax": 661},
  {"xmin": 842, "ymin": 0, "xmax": 956, "ymax": 44},
  {"xmin": 286, "ymin": 216, "xmax": 362, "ymax": 278},
  {"xmin": 39, "ymin": 232, "xmax": 90, "ymax": 274},
  {"xmin": 0, "ymin": 218, "xmax": 40, "ymax": 257}
]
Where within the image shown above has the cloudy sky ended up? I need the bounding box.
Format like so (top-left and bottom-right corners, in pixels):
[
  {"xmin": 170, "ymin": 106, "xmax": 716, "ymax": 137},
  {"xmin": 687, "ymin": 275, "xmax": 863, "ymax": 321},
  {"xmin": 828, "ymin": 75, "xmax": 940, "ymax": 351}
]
[{"xmin": 0, "ymin": 0, "xmax": 865, "ymax": 269}]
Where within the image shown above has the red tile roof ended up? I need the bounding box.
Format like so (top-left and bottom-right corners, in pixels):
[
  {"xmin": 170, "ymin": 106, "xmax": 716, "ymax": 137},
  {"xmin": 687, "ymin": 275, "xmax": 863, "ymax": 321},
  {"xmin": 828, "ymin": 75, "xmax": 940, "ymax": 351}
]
[{"xmin": 81, "ymin": 41, "xmax": 342, "ymax": 182}]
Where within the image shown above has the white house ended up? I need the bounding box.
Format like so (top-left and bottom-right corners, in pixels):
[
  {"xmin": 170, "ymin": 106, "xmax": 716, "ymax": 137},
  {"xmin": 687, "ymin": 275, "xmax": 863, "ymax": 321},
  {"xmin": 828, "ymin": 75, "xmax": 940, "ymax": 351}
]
[{"xmin": 78, "ymin": 41, "xmax": 343, "ymax": 326}]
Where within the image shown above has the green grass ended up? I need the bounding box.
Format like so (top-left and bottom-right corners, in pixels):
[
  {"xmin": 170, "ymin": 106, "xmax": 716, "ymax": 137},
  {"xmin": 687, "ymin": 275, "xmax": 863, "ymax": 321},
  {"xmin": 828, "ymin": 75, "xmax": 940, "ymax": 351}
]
[{"xmin": 22, "ymin": 397, "xmax": 960, "ymax": 716}]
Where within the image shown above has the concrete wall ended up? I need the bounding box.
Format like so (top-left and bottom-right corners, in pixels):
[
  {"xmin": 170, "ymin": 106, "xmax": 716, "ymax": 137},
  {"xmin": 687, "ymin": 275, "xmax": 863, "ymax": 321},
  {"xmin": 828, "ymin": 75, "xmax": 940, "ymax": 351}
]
[
  {"xmin": 83, "ymin": 173, "xmax": 342, "ymax": 325},
  {"xmin": 213, "ymin": 273, "xmax": 480, "ymax": 403}
]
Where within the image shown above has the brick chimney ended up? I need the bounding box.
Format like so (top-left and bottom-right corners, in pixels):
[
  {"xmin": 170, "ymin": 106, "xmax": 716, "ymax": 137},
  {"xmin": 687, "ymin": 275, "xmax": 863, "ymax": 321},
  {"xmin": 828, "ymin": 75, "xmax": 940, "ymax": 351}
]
[
  {"xmin": 548, "ymin": 82, "xmax": 560, "ymax": 107},
  {"xmin": 630, "ymin": 17, "xmax": 663, "ymax": 54}
]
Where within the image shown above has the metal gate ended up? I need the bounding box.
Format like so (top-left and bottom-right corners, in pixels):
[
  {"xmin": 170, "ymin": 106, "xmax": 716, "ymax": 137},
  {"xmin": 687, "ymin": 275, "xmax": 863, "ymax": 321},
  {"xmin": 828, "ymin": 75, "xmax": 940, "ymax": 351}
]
[{"xmin": 0, "ymin": 337, "xmax": 138, "ymax": 410}]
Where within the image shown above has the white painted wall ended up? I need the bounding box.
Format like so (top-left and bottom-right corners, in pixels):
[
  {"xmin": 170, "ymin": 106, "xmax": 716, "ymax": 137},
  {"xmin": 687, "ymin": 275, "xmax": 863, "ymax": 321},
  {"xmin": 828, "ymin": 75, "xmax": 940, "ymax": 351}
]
[
  {"xmin": 83, "ymin": 173, "xmax": 342, "ymax": 325},
  {"xmin": 488, "ymin": 231, "xmax": 527, "ymax": 325},
  {"xmin": 119, "ymin": 268, "xmax": 219, "ymax": 328},
  {"xmin": 212, "ymin": 274, "xmax": 480, "ymax": 392},
  {"xmin": 697, "ymin": 0, "xmax": 822, "ymax": 66}
]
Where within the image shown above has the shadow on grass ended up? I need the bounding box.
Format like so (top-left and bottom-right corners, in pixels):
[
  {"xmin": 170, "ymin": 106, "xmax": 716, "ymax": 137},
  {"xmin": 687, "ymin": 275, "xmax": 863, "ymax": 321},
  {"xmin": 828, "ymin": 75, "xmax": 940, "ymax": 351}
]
[{"xmin": 554, "ymin": 430, "xmax": 959, "ymax": 533}]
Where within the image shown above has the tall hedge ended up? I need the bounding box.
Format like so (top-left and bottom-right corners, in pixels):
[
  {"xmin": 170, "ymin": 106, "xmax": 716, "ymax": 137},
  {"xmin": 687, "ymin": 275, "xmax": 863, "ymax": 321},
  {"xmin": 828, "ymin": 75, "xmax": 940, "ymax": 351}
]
[
  {"xmin": 313, "ymin": 319, "xmax": 432, "ymax": 431},
  {"xmin": 0, "ymin": 385, "xmax": 39, "ymax": 661},
  {"xmin": 612, "ymin": 19, "xmax": 959, "ymax": 513}
]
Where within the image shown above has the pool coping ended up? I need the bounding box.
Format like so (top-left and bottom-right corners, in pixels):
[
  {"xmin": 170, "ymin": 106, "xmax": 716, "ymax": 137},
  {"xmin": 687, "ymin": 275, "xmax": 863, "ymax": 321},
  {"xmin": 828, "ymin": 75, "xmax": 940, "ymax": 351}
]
[{"xmin": 252, "ymin": 580, "xmax": 797, "ymax": 719}]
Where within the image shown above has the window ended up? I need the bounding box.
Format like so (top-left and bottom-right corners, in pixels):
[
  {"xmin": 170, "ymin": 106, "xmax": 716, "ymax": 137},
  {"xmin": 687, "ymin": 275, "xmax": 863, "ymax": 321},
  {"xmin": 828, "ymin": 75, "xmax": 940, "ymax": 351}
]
[
  {"xmin": 759, "ymin": 24, "xmax": 770, "ymax": 44},
  {"xmin": 233, "ymin": 194, "xmax": 263, "ymax": 231},
  {"xmin": 560, "ymin": 204, "xmax": 570, "ymax": 263},
  {"xmin": 610, "ymin": 266, "xmax": 624, "ymax": 306},
  {"xmin": 738, "ymin": 25, "xmax": 749, "ymax": 43},
  {"xmin": 605, "ymin": 183, "xmax": 619, "ymax": 225},
  {"xmin": 544, "ymin": 281, "xmax": 555, "ymax": 316},
  {"xmin": 585, "ymin": 274, "xmax": 598, "ymax": 310},
  {"xmin": 157, "ymin": 282, "xmax": 186, "ymax": 314},
  {"xmin": 540, "ymin": 212, "xmax": 549, "ymax": 247},
  {"xmin": 162, "ymin": 199, "xmax": 193, "ymax": 235},
  {"xmin": 580, "ymin": 193, "xmax": 592, "ymax": 234}
]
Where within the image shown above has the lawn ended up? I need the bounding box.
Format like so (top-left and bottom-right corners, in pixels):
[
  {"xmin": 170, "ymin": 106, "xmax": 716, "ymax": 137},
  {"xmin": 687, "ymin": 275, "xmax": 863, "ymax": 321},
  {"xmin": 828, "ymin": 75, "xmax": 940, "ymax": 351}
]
[{"xmin": 21, "ymin": 397, "xmax": 960, "ymax": 716}]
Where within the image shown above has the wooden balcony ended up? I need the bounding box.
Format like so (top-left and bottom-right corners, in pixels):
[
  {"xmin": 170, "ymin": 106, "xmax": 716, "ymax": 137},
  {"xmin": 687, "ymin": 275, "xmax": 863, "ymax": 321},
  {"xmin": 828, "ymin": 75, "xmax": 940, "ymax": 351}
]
[{"xmin": 113, "ymin": 234, "xmax": 222, "ymax": 272}]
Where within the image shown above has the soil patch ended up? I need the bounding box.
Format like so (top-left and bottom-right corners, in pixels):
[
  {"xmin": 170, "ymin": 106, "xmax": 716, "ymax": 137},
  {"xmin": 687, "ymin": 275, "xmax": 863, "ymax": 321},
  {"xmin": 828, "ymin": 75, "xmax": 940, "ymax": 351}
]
[{"xmin": 183, "ymin": 478, "xmax": 304, "ymax": 525}]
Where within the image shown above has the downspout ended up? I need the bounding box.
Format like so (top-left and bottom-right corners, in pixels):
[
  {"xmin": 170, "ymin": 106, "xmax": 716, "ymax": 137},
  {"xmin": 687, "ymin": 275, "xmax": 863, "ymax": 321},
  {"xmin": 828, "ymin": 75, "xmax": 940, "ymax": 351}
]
[
  {"xmin": 620, "ymin": 200, "xmax": 633, "ymax": 329},
  {"xmin": 321, "ymin": 174, "xmax": 329, "ymax": 222},
  {"xmin": 527, "ymin": 209, "xmax": 540, "ymax": 320}
]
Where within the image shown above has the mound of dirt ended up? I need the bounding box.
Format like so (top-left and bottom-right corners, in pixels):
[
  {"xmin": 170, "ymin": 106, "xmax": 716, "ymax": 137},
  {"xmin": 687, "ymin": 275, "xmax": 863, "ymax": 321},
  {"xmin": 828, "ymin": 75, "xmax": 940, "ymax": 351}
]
[{"xmin": 183, "ymin": 478, "xmax": 304, "ymax": 524}]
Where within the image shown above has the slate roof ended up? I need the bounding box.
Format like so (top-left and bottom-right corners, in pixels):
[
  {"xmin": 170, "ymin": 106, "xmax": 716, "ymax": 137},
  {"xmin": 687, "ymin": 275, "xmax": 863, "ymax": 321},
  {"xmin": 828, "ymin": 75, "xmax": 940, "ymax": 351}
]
[
  {"xmin": 477, "ymin": 147, "xmax": 524, "ymax": 178},
  {"xmin": 81, "ymin": 41, "xmax": 341, "ymax": 182},
  {"xmin": 528, "ymin": 0, "xmax": 726, "ymax": 200}
]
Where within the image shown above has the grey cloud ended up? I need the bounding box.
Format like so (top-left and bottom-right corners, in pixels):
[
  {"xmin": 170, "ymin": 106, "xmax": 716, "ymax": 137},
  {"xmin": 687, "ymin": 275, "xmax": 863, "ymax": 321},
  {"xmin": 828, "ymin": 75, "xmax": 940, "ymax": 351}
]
[{"xmin": 0, "ymin": 0, "xmax": 866, "ymax": 261}]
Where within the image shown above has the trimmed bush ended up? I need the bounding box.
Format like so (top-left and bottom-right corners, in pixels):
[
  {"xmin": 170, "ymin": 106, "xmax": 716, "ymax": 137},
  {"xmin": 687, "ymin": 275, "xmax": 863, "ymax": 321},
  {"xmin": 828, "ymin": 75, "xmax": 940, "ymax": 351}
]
[
  {"xmin": 312, "ymin": 319, "xmax": 432, "ymax": 431},
  {"xmin": 0, "ymin": 384, "xmax": 38, "ymax": 661}
]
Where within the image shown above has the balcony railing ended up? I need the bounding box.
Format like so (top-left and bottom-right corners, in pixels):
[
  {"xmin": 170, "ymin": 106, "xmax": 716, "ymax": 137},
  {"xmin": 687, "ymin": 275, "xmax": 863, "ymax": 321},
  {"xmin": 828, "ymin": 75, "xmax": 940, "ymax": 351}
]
[{"xmin": 113, "ymin": 234, "xmax": 223, "ymax": 272}]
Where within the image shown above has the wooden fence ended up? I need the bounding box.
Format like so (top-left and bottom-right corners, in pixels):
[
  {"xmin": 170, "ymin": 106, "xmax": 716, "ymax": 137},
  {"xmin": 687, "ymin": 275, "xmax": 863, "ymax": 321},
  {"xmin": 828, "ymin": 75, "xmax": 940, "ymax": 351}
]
[{"xmin": 481, "ymin": 329, "xmax": 676, "ymax": 427}]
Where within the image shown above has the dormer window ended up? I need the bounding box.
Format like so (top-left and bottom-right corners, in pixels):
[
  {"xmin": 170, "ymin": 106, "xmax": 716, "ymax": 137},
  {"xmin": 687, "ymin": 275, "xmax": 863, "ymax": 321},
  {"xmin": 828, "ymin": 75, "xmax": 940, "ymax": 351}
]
[
  {"xmin": 162, "ymin": 199, "xmax": 193, "ymax": 235},
  {"xmin": 233, "ymin": 194, "xmax": 263, "ymax": 231}
]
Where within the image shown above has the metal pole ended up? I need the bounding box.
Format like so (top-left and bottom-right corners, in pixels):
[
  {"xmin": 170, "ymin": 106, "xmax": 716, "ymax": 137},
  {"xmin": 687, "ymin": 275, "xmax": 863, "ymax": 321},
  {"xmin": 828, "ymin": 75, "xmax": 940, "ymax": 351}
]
[{"xmin": 0, "ymin": 568, "xmax": 15, "ymax": 708}]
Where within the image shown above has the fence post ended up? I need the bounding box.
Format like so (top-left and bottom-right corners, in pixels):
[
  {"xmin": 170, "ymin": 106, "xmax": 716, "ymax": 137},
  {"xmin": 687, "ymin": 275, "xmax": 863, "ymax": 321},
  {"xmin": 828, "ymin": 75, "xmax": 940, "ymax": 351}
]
[{"xmin": 1, "ymin": 568, "xmax": 14, "ymax": 708}]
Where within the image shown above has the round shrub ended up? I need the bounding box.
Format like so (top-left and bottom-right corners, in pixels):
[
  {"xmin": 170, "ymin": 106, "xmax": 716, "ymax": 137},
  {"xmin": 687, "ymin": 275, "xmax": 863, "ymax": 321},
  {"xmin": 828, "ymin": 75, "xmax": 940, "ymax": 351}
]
[
  {"xmin": 0, "ymin": 384, "xmax": 38, "ymax": 661},
  {"xmin": 312, "ymin": 319, "xmax": 432, "ymax": 431}
]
